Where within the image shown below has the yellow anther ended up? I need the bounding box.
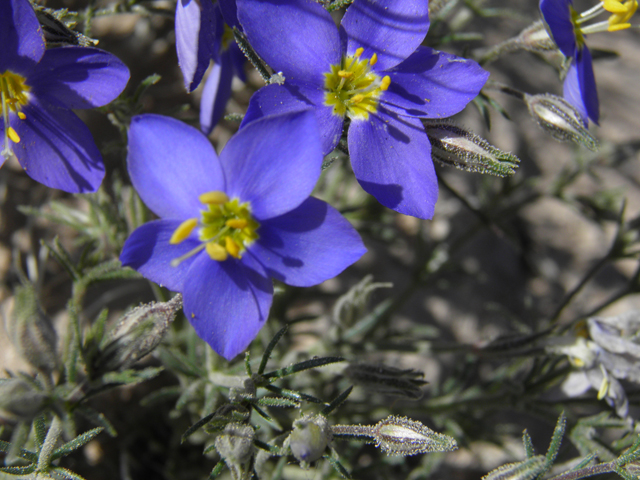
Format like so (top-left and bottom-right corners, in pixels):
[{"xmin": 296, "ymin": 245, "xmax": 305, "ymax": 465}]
[
  {"xmin": 380, "ymin": 76, "xmax": 391, "ymax": 91},
  {"xmin": 597, "ymin": 375, "xmax": 609, "ymax": 400},
  {"xmin": 199, "ymin": 191, "xmax": 229, "ymax": 205},
  {"xmin": 606, "ymin": 0, "xmax": 637, "ymax": 27},
  {"xmin": 225, "ymin": 237, "xmax": 241, "ymax": 258},
  {"xmin": 338, "ymin": 70, "xmax": 353, "ymax": 78},
  {"xmin": 206, "ymin": 242, "xmax": 228, "ymax": 261},
  {"xmin": 226, "ymin": 218, "xmax": 248, "ymax": 229},
  {"xmin": 604, "ymin": 0, "xmax": 629, "ymax": 13},
  {"xmin": 369, "ymin": 53, "xmax": 378, "ymax": 66},
  {"xmin": 355, "ymin": 47, "xmax": 364, "ymax": 57},
  {"xmin": 570, "ymin": 357, "xmax": 585, "ymax": 368},
  {"xmin": 608, "ymin": 21, "xmax": 631, "ymax": 29},
  {"xmin": 170, "ymin": 218, "xmax": 198, "ymax": 244},
  {"xmin": 17, "ymin": 112, "xmax": 26, "ymax": 120},
  {"xmin": 350, "ymin": 94, "xmax": 365, "ymax": 104},
  {"xmin": 7, "ymin": 127, "xmax": 20, "ymax": 144}
]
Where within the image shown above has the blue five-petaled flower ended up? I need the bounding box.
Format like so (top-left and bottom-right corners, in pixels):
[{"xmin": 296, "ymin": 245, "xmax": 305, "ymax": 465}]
[
  {"xmin": 540, "ymin": 0, "xmax": 638, "ymax": 125},
  {"xmin": 236, "ymin": 0, "xmax": 489, "ymax": 220},
  {"xmin": 120, "ymin": 110, "xmax": 366, "ymax": 360},
  {"xmin": 0, "ymin": 0, "xmax": 130, "ymax": 193}
]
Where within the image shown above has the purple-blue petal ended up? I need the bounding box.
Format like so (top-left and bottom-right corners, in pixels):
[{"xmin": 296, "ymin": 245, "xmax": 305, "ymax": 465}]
[
  {"xmin": 252, "ymin": 197, "xmax": 366, "ymax": 287},
  {"xmin": 0, "ymin": 0, "xmax": 44, "ymax": 74},
  {"xmin": 221, "ymin": 110, "xmax": 323, "ymax": 220},
  {"xmin": 127, "ymin": 114, "xmax": 224, "ymax": 219},
  {"xmin": 120, "ymin": 219, "xmax": 201, "ymax": 292},
  {"xmin": 28, "ymin": 47, "xmax": 130, "ymax": 110},
  {"xmin": 342, "ymin": 0, "xmax": 430, "ymax": 71},
  {"xmin": 242, "ymin": 83, "xmax": 343, "ymax": 155},
  {"xmin": 540, "ymin": 0, "xmax": 576, "ymax": 58},
  {"xmin": 219, "ymin": 0, "xmax": 240, "ymax": 29},
  {"xmin": 563, "ymin": 47, "xmax": 599, "ymax": 125},
  {"xmin": 183, "ymin": 252, "xmax": 273, "ymax": 360},
  {"xmin": 200, "ymin": 53, "xmax": 235, "ymax": 135},
  {"xmin": 176, "ymin": 0, "xmax": 219, "ymax": 91},
  {"xmin": 237, "ymin": 0, "xmax": 340, "ymax": 86},
  {"xmin": 229, "ymin": 42, "xmax": 247, "ymax": 82},
  {"xmin": 10, "ymin": 98, "xmax": 104, "ymax": 193},
  {"xmin": 577, "ymin": 47, "xmax": 599, "ymax": 124},
  {"xmin": 383, "ymin": 46, "xmax": 489, "ymax": 118},
  {"xmin": 348, "ymin": 109, "xmax": 438, "ymax": 219},
  {"xmin": 563, "ymin": 59, "xmax": 586, "ymax": 121}
]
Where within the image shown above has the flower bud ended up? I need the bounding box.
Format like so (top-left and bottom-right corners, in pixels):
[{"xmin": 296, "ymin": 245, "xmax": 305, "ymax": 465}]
[
  {"xmin": 477, "ymin": 21, "xmax": 555, "ymax": 64},
  {"xmin": 0, "ymin": 378, "xmax": 48, "ymax": 422},
  {"xmin": 517, "ymin": 21, "xmax": 556, "ymax": 53},
  {"xmin": 92, "ymin": 294, "xmax": 182, "ymax": 375},
  {"xmin": 7, "ymin": 284, "xmax": 58, "ymax": 373},
  {"xmin": 288, "ymin": 414, "xmax": 331, "ymax": 464},
  {"xmin": 214, "ymin": 423, "xmax": 255, "ymax": 479},
  {"xmin": 524, "ymin": 94, "xmax": 598, "ymax": 151},
  {"xmin": 625, "ymin": 461, "xmax": 640, "ymax": 477},
  {"xmin": 482, "ymin": 456, "xmax": 546, "ymax": 480},
  {"xmin": 425, "ymin": 121, "xmax": 520, "ymax": 177},
  {"xmin": 373, "ymin": 415, "xmax": 457, "ymax": 456}
]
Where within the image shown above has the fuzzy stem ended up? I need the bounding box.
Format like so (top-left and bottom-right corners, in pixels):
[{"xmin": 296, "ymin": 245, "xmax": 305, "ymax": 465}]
[{"xmin": 331, "ymin": 424, "xmax": 375, "ymax": 438}]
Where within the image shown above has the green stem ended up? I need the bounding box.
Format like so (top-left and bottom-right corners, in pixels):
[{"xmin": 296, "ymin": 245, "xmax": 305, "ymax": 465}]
[{"xmin": 549, "ymin": 255, "xmax": 610, "ymax": 324}]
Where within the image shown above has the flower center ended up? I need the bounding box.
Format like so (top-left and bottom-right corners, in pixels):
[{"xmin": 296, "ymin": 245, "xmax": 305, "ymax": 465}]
[
  {"xmin": 169, "ymin": 191, "xmax": 259, "ymax": 264},
  {"xmin": 323, "ymin": 47, "xmax": 391, "ymax": 120},
  {"xmin": 1, "ymin": 71, "xmax": 30, "ymax": 158},
  {"xmin": 573, "ymin": 0, "xmax": 638, "ymax": 40}
]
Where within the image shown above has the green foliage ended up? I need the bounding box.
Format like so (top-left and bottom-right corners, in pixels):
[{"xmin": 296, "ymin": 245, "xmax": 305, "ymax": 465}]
[{"xmin": 4, "ymin": 1, "xmax": 640, "ymax": 479}]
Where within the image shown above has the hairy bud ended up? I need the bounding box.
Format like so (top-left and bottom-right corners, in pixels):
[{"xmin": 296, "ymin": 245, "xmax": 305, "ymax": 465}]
[
  {"xmin": 425, "ymin": 121, "xmax": 520, "ymax": 177},
  {"xmin": 0, "ymin": 378, "xmax": 47, "ymax": 422},
  {"xmin": 214, "ymin": 423, "xmax": 255, "ymax": 480},
  {"xmin": 478, "ymin": 21, "xmax": 556, "ymax": 64},
  {"xmin": 625, "ymin": 461, "xmax": 640, "ymax": 477},
  {"xmin": 92, "ymin": 294, "xmax": 182, "ymax": 374},
  {"xmin": 332, "ymin": 415, "xmax": 456, "ymax": 457},
  {"xmin": 288, "ymin": 414, "xmax": 331, "ymax": 464},
  {"xmin": 524, "ymin": 94, "xmax": 598, "ymax": 151},
  {"xmin": 517, "ymin": 21, "xmax": 557, "ymax": 52},
  {"xmin": 373, "ymin": 416, "xmax": 457, "ymax": 456},
  {"xmin": 482, "ymin": 456, "xmax": 546, "ymax": 480},
  {"xmin": 7, "ymin": 284, "xmax": 58, "ymax": 373}
]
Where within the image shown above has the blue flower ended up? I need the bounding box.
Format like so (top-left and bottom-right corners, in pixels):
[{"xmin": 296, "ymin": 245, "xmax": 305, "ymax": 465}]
[
  {"xmin": 0, "ymin": 0, "xmax": 130, "ymax": 193},
  {"xmin": 176, "ymin": 0, "xmax": 246, "ymax": 134},
  {"xmin": 120, "ymin": 111, "xmax": 366, "ymax": 360},
  {"xmin": 540, "ymin": 0, "xmax": 638, "ymax": 124},
  {"xmin": 236, "ymin": 0, "xmax": 489, "ymax": 220}
]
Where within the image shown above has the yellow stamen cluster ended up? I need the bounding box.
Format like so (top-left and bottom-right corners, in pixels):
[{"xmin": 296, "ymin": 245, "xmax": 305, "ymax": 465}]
[
  {"xmin": 574, "ymin": 0, "xmax": 637, "ymax": 38},
  {"xmin": 603, "ymin": 0, "xmax": 638, "ymax": 30},
  {"xmin": 169, "ymin": 191, "xmax": 259, "ymax": 264},
  {"xmin": 1, "ymin": 71, "xmax": 30, "ymax": 156},
  {"xmin": 324, "ymin": 48, "xmax": 391, "ymax": 120}
]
